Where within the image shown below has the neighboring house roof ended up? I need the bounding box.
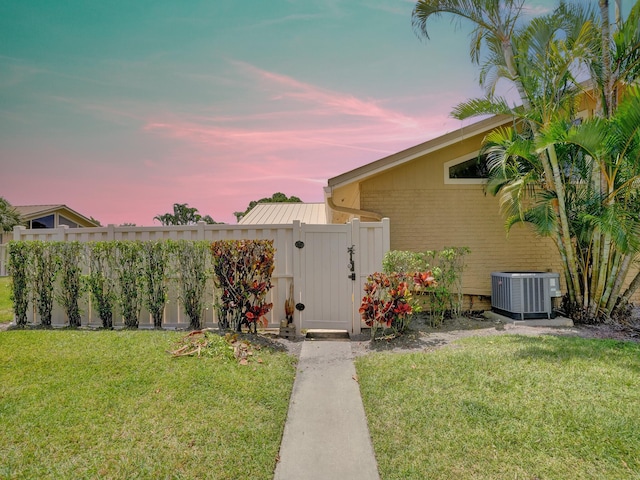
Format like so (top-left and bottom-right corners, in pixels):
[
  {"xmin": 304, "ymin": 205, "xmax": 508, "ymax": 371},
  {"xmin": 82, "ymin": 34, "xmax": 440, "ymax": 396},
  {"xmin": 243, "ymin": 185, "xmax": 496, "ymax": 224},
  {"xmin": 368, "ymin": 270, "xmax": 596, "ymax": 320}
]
[
  {"xmin": 14, "ymin": 204, "xmax": 100, "ymax": 227},
  {"xmin": 238, "ymin": 203, "xmax": 327, "ymax": 225},
  {"xmin": 327, "ymin": 114, "xmax": 510, "ymax": 189}
]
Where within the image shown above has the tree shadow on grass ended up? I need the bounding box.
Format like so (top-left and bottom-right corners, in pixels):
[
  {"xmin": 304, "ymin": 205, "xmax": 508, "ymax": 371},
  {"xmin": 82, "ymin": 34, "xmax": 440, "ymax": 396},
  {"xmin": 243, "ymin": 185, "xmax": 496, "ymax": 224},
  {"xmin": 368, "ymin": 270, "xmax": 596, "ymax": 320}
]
[{"xmin": 509, "ymin": 334, "xmax": 640, "ymax": 374}]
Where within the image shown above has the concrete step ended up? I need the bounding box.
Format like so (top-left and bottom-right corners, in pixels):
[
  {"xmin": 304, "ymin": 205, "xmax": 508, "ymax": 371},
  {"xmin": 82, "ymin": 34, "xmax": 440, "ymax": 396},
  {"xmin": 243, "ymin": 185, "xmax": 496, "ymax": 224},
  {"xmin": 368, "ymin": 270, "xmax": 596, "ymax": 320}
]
[{"xmin": 305, "ymin": 329, "xmax": 350, "ymax": 340}]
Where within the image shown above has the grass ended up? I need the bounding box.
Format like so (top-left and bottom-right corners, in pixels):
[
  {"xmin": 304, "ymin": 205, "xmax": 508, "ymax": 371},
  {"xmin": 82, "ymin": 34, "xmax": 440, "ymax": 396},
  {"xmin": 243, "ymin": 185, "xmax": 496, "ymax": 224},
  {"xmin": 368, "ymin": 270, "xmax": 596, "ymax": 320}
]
[
  {"xmin": 0, "ymin": 330, "xmax": 297, "ymax": 479},
  {"xmin": 0, "ymin": 276, "xmax": 12, "ymax": 323},
  {"xmin": 355, "ymin": 335, "xmax": 640, "ymax": 480}
]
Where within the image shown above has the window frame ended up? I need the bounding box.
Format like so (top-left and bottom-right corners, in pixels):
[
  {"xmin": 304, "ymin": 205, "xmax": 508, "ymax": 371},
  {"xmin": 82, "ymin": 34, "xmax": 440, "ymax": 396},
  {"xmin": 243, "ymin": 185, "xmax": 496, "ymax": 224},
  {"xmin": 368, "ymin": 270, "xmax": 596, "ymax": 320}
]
[{"xmin": 444, "ymin": 151, "xmax": 489, "ymax": 185}]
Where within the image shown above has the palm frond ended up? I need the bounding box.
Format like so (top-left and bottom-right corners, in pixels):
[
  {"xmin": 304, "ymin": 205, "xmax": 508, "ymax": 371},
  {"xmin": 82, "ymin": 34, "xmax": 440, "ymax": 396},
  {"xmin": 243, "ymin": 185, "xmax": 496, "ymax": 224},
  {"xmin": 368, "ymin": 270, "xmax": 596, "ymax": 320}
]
[{"xmin": 451, "ymin": 96, "xmax": 514, "ymax": 119}]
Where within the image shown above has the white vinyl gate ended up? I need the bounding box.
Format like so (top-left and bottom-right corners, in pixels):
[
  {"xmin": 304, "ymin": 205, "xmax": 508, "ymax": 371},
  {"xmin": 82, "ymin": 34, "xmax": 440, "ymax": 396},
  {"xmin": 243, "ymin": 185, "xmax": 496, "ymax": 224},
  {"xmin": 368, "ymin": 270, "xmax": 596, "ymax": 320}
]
[
  {"xmin": 3, "ymin": 218, "xmax": 390, "ymax": 334},
  {"xmin": 293, "ymin": 223, "xmax": 353, "ymax": 331},
  {"xmin": 292, "ymin": 219, "xmax": 390, "ymax": 333}
]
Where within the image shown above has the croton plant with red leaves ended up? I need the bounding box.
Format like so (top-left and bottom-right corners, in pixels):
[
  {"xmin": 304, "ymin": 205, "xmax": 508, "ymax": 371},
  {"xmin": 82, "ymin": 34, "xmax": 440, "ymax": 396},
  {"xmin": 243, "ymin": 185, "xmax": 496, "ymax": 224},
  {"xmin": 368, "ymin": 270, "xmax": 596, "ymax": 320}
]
[
  {"xmin": 211, "ymin": 240, "xmax": 275, "ymax": 333},
  {"xmin": 360, "ymin": 271, "xmax": 436, "ymax": 339}
]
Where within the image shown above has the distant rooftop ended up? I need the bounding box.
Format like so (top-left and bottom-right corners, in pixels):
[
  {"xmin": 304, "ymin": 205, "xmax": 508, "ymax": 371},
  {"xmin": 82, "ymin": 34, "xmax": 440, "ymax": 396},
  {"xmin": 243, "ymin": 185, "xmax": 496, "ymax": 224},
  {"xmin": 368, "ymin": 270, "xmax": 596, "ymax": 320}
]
[
  {"xmin": 14, "ymin": 204, "xmax": 65, "ymax": 216},
  {"xmin": 238, "ymin": 203, "xmax": 327, "ymax": 225}
]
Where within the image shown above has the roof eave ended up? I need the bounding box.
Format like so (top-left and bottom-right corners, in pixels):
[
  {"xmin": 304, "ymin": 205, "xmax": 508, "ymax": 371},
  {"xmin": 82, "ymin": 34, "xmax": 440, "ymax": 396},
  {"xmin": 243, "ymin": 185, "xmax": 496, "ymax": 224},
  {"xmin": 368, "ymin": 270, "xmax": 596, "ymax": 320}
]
[{"xmin": 327, "ymin": 114, "xmax": 511, "ymax": 190}]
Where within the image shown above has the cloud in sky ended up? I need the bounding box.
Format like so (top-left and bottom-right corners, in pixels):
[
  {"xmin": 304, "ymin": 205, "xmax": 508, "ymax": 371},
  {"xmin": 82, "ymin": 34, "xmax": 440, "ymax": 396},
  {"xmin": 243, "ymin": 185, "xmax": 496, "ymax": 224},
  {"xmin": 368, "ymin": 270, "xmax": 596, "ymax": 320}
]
[{"xmin": 0, "ymin": 0, "xmax": 485, "ymax": 225}]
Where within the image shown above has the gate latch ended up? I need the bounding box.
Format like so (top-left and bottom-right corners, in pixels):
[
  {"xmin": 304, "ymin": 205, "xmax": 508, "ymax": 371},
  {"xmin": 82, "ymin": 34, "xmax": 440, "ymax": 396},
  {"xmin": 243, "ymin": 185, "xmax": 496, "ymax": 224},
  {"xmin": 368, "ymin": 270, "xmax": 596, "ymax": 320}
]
[{"xmin": 347, "ymin": 245, "xmax": 356, "ymax": 281}]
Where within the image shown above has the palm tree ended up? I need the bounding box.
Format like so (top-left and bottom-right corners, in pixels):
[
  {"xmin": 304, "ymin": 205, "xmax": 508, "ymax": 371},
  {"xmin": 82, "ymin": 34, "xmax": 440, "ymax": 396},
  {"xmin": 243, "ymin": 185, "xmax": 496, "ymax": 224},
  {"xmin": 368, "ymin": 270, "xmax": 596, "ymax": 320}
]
[
  {"xmin": 0, "ymin": 197, "xmax": 22, "ymax": 233},
  {"xmin": 154, "ymin": 203, "xmax": 218, "ymax": 225},
  {"xmin": 412, "ymin": 0, "xmax": 640, "ymax": 321}
]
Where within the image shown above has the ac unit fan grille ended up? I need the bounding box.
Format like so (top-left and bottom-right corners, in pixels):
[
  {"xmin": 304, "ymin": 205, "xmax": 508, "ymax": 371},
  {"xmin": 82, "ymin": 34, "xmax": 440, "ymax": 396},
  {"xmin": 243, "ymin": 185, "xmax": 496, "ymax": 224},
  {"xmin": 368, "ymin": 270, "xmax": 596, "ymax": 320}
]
[{"xmin": 491, "ymin": 272, "xmax": 559, "ymax": 320}]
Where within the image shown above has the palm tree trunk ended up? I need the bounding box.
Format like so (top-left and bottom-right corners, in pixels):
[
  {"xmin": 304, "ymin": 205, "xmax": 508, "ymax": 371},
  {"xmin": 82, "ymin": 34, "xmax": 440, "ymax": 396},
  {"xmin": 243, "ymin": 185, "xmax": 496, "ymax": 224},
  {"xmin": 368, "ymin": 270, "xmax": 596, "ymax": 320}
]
[
  {"xmin": 546, "ymin": 144, "xmax": 582, "ymax": 306},
  {"xmin": 600, "ymin": 0, "xmax": 615, "ymax": 118},
  {"xmin": 619, "ymin": 265, "xmax": 640, "ymax": 307},
  {"xmin": 601, "ymin": 249, "xmax": 624, "ymax": 314}
]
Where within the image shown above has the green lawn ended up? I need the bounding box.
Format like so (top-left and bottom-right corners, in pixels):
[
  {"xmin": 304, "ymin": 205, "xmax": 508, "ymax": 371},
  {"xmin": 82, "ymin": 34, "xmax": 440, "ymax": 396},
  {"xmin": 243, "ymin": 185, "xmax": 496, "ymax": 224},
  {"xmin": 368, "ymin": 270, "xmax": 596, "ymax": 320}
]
[
  {"xmin": 0, "ymin": 330, "xmax": 296, "ymax": 479},
  {"xmin": 0, "ymin": 276, "xmax": 12, "ymax": 323},
  {"xmin": 356, "ymin": 335, "xmax": 640, "ymax": 480}
]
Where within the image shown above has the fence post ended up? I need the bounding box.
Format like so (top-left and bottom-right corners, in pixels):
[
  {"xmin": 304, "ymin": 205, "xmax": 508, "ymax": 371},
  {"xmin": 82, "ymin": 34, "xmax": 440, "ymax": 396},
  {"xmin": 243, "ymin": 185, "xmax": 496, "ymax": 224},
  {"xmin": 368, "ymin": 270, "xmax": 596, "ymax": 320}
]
[
  {"xmin": 197, "ymin": 221, "xmax": 206, "ymax": 241},
  {"xmin": 13, "ymin": 225, "xmax": 26, "ymax": 241},
  {"xmin": 107, "ymin": 224, "xmax": 116, "ymax": 241},
  {"xmin": 382, "ymin": 217, "xmax": 390, "ymax": 253},
  {"xmin": 350, "ymin": 218, "xmax": 361, "ymax": 335},
  {"xmin": 56, "ymin": 225, "xmax": 69, "ymax": 241},
  {"xmin": 292, "ymin": 220, "xmax": 303, "ymax": 332}
]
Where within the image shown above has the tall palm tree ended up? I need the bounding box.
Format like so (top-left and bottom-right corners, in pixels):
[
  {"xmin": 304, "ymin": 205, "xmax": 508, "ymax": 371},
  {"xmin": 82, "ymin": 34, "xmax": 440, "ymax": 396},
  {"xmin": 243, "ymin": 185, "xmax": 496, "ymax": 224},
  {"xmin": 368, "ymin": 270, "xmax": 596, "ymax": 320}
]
[{"xmin": 412, "ymin": 0, "xmax": 640, "ymax": 321}]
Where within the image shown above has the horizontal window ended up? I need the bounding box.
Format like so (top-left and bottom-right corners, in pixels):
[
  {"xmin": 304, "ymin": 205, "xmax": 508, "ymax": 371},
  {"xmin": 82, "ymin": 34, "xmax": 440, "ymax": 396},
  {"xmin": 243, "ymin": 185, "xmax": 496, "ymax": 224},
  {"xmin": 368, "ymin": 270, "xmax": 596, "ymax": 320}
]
[{"xmin": 444, "ymin": 152, "xmax": 489, "ymax": 185}]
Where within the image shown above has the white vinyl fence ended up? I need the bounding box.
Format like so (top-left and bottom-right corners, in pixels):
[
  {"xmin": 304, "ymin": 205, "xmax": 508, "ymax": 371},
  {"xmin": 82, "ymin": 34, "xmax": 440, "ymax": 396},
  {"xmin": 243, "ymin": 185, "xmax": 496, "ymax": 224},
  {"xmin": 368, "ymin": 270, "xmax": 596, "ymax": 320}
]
[
  {"xmin": 1, "ymin": 219, "xmax": 390, "ymax": 333},
  {"xmin": 0, "ymin": 244, "xmax": 7, "ymax": 277}
]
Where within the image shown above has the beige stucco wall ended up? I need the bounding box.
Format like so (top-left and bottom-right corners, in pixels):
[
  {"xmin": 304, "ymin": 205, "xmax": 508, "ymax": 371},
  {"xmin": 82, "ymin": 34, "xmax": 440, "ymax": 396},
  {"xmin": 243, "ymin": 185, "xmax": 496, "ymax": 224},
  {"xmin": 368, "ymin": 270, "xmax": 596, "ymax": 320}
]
[{"xmin": 358, "ymin": 133, "xmax": 564, "ymax": 298}]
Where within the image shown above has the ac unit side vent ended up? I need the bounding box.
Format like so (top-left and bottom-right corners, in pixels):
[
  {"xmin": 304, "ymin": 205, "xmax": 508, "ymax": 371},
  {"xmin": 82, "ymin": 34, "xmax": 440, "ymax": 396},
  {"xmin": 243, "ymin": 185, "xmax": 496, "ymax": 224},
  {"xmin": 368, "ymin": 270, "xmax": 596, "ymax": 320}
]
[{"xmin": 491, "ymin": 272, "xmax": 561, "ymax": 320}]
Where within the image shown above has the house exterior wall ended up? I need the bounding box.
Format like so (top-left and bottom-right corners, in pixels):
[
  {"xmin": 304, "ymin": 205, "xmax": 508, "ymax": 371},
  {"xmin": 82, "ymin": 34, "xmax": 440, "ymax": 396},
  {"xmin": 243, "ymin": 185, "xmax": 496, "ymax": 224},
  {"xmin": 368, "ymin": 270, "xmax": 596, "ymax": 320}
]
[{"xmin": 358, "ymin": 132, "xmax": 564, "ymax": 299}]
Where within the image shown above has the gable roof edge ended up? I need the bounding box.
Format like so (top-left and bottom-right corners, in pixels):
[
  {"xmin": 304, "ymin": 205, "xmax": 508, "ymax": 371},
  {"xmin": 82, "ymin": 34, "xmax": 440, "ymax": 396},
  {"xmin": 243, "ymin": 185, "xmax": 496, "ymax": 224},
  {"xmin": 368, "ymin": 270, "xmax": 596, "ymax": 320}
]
[{"xmin": 327, "ymin": 114, "xmax": 511, "ymax": 189}]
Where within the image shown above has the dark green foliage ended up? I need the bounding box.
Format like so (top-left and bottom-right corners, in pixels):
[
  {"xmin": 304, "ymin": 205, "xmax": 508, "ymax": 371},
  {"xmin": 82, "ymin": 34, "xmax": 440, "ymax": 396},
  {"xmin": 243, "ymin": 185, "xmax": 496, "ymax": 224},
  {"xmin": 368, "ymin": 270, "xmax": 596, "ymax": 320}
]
[
  {"xmin": 0, "ymin": 197, "xmax": 23, "ymax": 233},
  {"xmin": 114, "ymin": 241, "xmax": 143, "ymax": 329},
  {"xmin": 57, "ymin": 242, "xmax": 83, "ymax": 327},
  {"xmin": 87, "ymin": 242, "xmax": 117, "ymax": 328},
  {"xmin": 174, "ymin": 241, "xmax": 211, "ymax": 330},
  {"xmin": 31, "ymin": 241, "xmax": 58, "ymax": 327},
  {"xmin": 154, "ymin": 203, "xmax": 219, "ymax": 225},
  {"xmin": 211, "ymin": 240, "xmax": 275, "ymax": 333},
  {"xmin": 141, "ymin": 241, "xmax": 169, "ymax": 328},
  {"xmin": 7, "ymin": 242, "xmax": 31, "ymax": 326},
  {"xmin": 233, "ymin": 192, "xmax": 302, "ymax": 222}
]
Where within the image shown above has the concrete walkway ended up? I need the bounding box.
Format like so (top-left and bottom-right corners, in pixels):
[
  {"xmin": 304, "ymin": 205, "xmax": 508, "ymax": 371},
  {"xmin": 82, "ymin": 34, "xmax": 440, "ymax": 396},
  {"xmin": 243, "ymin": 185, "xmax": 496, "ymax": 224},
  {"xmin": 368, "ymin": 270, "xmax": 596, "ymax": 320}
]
[{"xmin": 274, "ymin": 339, "xmax": 380, "ymax": 480}]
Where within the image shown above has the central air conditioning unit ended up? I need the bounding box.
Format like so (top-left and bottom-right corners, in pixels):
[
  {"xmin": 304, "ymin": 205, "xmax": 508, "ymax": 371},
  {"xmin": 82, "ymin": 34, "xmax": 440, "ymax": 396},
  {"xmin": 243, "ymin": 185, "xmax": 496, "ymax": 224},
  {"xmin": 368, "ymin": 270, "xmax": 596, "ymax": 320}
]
[{"xmin": 491, "ymin": 272, "xmax": 562, "ymax": 320}]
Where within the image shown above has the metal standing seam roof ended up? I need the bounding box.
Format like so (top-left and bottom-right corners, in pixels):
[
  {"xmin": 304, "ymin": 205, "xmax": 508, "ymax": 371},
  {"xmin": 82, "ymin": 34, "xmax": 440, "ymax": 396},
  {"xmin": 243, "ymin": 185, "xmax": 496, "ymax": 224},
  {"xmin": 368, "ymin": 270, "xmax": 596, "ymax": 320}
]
[{"xmin": 238, "ymin": 203, "xmax": 327, "ymax": 225}]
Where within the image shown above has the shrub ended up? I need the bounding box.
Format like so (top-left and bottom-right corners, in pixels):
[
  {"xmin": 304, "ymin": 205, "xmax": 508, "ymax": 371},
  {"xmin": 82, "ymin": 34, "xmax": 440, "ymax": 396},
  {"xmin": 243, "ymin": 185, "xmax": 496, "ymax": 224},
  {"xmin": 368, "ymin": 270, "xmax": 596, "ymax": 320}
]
[
  {"xmin": 174, "ymin": 241, "xmax": 211, "ymax": 330},
  {"xmin": 141, "ymin": 241, "xmax": 169, "ymax": 328},
  {"xmin": 424, "ymin": 247, "xmax": 470, "ymax": 323},
  {"xmin": 57, "ymin": 242, "xmax": 84, "ymax": 327},
  {"xmin": 382, "ymin": 250, "xmax": 429, "ymax": 274},
  {"xmin": 382, "ymin": 247, "xmax": 470, "ymax": 326},
  {"xmin": 87, "ymin": 242, "xmax": 117, "ymax": 329},
  {"xmin": 359, "ymin": 271, "xmax": 435, "ymax": 339},
  {"xmin": 211, "ymin": 240, "xmax": 274, "ymax": 333},
  {"xmin": 114, "ymin": 241, "xmax": 143, "ymax": 329},
  {"xmin": 31, "ymin": 241, "xmax": 58, "ymax": 327},
  {"xmin": 7, "ymin": 242, "xmax": 31, "ymax": 327}
]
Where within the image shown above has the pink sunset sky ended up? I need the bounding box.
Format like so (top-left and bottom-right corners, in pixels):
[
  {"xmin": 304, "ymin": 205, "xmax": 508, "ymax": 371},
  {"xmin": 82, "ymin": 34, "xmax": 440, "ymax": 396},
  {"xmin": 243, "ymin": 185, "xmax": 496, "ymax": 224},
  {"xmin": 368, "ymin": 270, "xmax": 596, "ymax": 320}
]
[{"xmin": 0, "ymin": 0, "xmax": 559, "ymax": 225}]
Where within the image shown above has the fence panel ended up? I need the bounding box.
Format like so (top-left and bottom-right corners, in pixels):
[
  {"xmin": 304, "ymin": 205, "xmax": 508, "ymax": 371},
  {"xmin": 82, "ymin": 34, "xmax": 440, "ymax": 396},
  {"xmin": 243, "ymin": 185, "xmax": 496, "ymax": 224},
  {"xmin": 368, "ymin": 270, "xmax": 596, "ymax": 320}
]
[{"xmin": 4, "ymin": 220, "xmax": 389, "ymax": 331}]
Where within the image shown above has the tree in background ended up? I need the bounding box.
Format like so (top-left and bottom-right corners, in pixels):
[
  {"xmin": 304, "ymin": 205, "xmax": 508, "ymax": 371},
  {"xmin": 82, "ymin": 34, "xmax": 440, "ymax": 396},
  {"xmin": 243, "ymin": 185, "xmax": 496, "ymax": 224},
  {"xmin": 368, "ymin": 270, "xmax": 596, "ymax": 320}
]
[
  {"xmin": 412, "ymin": 0, "xmax": 640, "ymax": 322},
  {"xmin": 154, "ymin": 203, "xmax": 219, "ymax": 225},
  {"xmin": 0, "ymin": 197, "xmax": 22, "ymax": 233},
  {"xmin": 234, "ymin": 192, "xmax": 302, "ymax": 222}
]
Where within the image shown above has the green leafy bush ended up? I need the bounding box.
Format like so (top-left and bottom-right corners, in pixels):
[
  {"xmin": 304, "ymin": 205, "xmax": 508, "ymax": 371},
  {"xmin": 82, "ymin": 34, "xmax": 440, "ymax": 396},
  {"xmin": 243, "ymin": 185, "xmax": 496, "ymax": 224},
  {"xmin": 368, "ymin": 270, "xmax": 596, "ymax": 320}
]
[
  {"xmin": 57, "ymin": 242, "xmax": 84, "ymax": 327},
  {"xmin": 141, "ymin": 241, "xmax": 170, "ymax": 328},
  {"xmin": 211, "ymin": 240, "xmax": 274, "ymax": 333},
  {"xmin": 174, "ymin": 240, "xmax": 211, "ymax": 330},
  {"xmin": 32, "ymin": 241, "xmax": 58, "ymax": 327},
  {"xmin": 114, "ymin": 241, "xmax": 143, "ymax": 329},
  {"xmin": 382, "ymin": 247, "xmax": 470, "ymax": 326},
  {"xmin": 382, "ymin": 250, "xmax": 429, "ymax": 274},
  {"xmin": 7, "ymin": 242, "xmax": 31, "ymax": 327},
  {"xmin": 87, "ymin": 242, "xmax": 117, "ymax": 328}
]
